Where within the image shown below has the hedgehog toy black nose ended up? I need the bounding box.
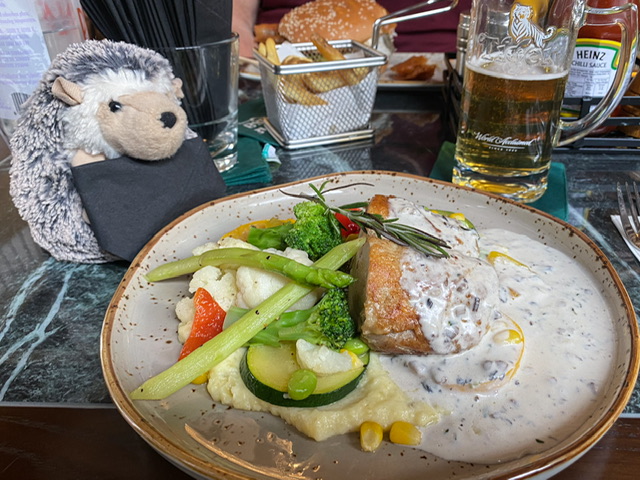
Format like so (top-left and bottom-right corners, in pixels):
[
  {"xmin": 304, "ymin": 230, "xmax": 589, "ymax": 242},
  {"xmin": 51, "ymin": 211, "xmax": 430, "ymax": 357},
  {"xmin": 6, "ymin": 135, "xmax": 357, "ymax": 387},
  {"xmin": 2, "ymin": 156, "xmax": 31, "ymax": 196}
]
[{"xmin": 160, "ymin": 111, "xmax": 177, "ymax": 129}]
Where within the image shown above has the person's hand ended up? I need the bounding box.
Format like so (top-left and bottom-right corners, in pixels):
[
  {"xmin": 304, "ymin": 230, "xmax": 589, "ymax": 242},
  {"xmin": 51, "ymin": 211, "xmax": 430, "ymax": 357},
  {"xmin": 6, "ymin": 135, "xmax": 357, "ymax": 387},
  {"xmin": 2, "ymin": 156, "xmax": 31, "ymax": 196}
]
[
  {"xmin": 237, "ymin": 24, "xmax": 257, "ymax": 57},
  {"xmin": 232, "ymin": 0, "xmax": 260, "ymax": 57}
]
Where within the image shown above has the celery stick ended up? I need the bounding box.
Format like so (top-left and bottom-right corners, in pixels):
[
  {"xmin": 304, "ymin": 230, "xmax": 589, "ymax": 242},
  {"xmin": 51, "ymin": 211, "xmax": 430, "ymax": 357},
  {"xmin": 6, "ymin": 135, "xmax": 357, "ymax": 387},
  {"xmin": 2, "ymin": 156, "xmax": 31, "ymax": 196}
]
[
  {"xmin": 129, "ymin": 237, "xmax": 365, "ymax": 400},
  {"xmin": 145, "ymin": 255, "xmax": 201, "ymax": 282}
]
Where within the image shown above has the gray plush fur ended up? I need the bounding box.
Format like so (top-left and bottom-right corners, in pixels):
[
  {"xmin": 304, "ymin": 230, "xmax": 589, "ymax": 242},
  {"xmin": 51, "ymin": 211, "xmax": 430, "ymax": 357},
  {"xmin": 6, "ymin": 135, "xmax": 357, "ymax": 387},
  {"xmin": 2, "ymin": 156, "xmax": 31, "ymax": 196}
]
[{"xmin": 9, "ymin": 40, "xmax": 179, "ymax": 263}]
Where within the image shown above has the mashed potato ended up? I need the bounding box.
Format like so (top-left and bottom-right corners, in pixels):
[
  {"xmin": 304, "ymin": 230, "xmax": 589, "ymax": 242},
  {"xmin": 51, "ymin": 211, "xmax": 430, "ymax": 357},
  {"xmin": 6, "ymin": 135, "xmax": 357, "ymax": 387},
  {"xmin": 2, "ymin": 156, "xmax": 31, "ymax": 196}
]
[{"xmin": 206, "ymin": 349, "xmax": 440, "ymax": 441}]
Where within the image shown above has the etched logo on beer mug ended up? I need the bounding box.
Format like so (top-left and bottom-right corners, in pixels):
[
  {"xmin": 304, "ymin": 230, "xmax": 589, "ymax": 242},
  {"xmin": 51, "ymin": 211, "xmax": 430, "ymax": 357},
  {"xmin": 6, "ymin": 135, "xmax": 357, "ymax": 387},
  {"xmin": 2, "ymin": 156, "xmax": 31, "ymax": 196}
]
[
  {"xmin": 453, "ymin": 0, "xmax": 637, "ymax": 202},
  {"xmin": 509, "ymin": 3, "xmax": 556, "ymax": 48}
]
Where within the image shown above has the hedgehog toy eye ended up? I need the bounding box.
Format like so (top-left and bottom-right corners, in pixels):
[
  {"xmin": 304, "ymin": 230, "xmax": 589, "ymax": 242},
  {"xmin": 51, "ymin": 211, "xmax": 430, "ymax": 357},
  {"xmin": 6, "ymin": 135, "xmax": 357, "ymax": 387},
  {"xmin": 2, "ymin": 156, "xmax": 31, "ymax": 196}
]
[{"xmin": 108, "ymin": 101, "xmax": 122, "ymax": 112}]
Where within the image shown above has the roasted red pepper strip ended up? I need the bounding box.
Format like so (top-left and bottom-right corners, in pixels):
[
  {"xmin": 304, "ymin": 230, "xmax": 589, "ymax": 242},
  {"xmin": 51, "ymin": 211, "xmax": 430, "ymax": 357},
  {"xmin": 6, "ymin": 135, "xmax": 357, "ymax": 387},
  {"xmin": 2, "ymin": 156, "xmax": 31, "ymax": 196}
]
[
  {"xmin": 179, "ymin": 288, "xmax": 226, "ymax": 360},
  {"xmin": 334, "ymin": 212, "xmax": 360, "ymax": 238}
]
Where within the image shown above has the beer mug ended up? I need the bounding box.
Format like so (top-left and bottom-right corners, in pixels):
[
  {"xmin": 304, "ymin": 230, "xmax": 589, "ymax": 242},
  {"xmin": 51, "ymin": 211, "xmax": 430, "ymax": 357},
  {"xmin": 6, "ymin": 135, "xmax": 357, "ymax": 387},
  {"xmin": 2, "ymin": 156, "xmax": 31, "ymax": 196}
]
[{"xmin": 452, "ymin": 0, "xmax": 638, "ymax": 202}]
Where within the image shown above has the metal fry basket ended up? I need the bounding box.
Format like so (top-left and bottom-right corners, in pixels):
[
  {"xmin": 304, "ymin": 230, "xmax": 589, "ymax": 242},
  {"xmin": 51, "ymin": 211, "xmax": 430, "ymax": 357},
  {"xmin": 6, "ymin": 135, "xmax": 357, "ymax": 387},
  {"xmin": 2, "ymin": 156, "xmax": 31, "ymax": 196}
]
[{"xmin": 254, "ymin": 40, "xmax": 387, "ymax": 149}]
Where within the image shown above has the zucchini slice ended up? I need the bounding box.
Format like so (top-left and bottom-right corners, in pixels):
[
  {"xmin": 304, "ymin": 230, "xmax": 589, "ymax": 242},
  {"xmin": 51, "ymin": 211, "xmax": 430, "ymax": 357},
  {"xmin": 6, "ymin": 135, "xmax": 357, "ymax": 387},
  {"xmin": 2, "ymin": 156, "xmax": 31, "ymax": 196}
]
[{"xmin": 240, "ymin": 343, "xmax": 365, "ymax": 408}]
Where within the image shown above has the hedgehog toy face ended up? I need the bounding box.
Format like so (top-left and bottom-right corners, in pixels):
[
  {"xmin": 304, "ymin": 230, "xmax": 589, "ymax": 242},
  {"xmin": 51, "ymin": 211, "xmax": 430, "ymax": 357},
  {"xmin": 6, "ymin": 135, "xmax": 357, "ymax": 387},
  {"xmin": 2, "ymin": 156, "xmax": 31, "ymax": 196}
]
[
  {"xmin": 95, "ymin": 89, "xmax": 188, "ymax": 160},
  {"xmin": 52, "ymin": 68, "xmax": 189, "ymax": 161}
]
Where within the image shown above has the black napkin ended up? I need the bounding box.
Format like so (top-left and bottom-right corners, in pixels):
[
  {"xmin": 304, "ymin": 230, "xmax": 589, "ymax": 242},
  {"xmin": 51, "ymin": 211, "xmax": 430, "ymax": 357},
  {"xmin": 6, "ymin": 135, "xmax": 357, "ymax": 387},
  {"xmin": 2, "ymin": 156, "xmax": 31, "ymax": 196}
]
[
  {"xmin": 71, "ymin": 136, "xmax": 226, "ymax": 262},
  {"xmin": 194, "ymin": 0, "xmax": 232, "ymax": 43},
  {"xmin": 80, "ymin": 0, "xmax": 232, "ymax": 47}
]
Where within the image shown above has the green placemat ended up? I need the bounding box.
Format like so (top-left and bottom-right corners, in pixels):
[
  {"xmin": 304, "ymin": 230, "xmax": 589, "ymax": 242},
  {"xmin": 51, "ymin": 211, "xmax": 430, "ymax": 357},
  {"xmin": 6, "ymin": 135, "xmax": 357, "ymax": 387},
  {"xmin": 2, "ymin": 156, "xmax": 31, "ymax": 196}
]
[
  {"xmin": 220, "ymin": 98, "xmax": 276, "ymax": 186},
  {"xmin": 432, "ymin": 141, "xmax": 568, "ymax": 221}
]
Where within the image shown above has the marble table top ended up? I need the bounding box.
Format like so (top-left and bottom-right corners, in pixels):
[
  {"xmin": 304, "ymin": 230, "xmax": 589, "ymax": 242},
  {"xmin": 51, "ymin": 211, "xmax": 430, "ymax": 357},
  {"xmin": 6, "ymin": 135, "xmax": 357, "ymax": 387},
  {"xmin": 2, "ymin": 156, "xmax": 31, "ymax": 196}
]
[{"xmin": 1, "ymin": 88, "xmax": 639, "ymax": 416}]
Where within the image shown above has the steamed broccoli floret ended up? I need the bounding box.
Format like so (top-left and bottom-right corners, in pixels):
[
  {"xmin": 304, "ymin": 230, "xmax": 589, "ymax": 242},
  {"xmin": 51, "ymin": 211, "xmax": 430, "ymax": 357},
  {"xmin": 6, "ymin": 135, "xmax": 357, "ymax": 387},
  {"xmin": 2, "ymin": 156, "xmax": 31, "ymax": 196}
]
[
  {"xmin": 250, "ymin": 288, "xmax": 356, "ymax": 350},
  {"xmin": 244, "ymin": 201, "xmax": 343, "ymax": 261},
  {"xmin": 284, "ymin": 201, "xmax": 343, "ymax": 261}
]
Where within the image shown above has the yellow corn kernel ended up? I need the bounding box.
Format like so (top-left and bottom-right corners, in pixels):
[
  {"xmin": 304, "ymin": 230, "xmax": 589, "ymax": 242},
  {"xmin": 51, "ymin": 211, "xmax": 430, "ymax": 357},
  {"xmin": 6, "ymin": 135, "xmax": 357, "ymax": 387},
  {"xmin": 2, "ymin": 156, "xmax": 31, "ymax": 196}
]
[
  {"xmin": 389, "ymin": 421, "xmax": 422, "ymax": 446},
  {"xmin": 360, "ymin": 421, "xmax": 384, "ymax": 452},
  {"xmin": 487, "ymin": 251, "xmax": 528, "ymax": 268},
  {"xmin": 191, "ymin": 372, "xmax": 209, "ymax": 385}
]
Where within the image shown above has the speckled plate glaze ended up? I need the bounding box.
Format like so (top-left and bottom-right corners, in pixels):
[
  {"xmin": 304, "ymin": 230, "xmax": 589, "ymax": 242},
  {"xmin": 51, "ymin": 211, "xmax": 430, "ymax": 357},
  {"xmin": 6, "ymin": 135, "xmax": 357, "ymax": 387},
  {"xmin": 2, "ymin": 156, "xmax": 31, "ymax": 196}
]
[{"xmin": 102, "ymin": 171, "xmax": 638, "ymax": 480}]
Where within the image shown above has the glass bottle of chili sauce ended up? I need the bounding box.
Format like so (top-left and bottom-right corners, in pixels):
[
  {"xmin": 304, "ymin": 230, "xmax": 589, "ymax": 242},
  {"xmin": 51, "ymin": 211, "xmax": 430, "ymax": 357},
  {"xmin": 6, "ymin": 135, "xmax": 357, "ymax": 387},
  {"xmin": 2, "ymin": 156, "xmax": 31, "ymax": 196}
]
[{"xmin": 563, "ymin": 0, "xmax": 637, "ymax": 131}]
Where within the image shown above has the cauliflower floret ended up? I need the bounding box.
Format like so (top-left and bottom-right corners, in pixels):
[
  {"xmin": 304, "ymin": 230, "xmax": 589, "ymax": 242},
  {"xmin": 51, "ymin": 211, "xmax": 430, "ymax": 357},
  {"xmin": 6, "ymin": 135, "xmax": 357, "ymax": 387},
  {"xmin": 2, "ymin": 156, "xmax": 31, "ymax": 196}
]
[
  {"xmin": 175, "ymin": 264, "xmax": 238, "ymax": 342},
  {"xmin": 235, "ymin": 246, "xmax": 321, "ymax": 310},
  {"xmin": 192, "ymin": 236, "xmax": 258, "ymax": 256},
  {"xmin": 295, "ymin": 339, "xmax": 361, "ymax": 375},
  {"xmin": 191, "ymin": 241, "xmax": 218, "ymax": 256},
  {"xmin": 176, "ymin": 297, "xmax": 195, "ymax": 342},
  {"xmin": 189, "ymin": 266, "xmax": 237, "ymax": 311},
  {"xmin": 279, "ymin": 246, "xmax": 315, "ymax": 265},
  {"xmin": 218, "ymin": 236, "xmax": 261, "ymax": 250}
]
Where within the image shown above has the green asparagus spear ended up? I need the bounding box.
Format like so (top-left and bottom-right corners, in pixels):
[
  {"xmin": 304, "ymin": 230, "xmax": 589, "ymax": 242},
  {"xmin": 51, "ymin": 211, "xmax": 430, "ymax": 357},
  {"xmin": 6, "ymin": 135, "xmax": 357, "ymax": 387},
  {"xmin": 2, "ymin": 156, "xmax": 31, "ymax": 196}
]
[
  {"xmin": 130, "ymin": 237, "xmax": 365, "ymax": 401},
  {"xmin": 199, "ymin": 248, "xmax": 354, "ymax": 288},
  {"xmin": 145, "ymin": 248, "xmax": 354, "ymax": 289}
]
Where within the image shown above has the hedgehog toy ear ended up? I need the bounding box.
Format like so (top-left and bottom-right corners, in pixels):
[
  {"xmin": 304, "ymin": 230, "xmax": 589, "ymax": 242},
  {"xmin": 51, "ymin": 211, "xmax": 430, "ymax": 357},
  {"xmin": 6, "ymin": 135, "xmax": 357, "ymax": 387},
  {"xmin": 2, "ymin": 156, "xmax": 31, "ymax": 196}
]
[
  {"xmin": 52, "ymin": 77, "xmax": 84, "ymax": 106},
  {"xmin": 172, "ymin": 78, "xmax": 184, "ymax": 99}
]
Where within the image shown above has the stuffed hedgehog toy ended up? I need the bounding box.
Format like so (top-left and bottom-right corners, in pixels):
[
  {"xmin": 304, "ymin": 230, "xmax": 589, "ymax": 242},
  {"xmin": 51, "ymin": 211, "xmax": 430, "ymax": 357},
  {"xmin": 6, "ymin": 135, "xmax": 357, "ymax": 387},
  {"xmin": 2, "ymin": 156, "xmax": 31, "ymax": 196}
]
[{"xmin": 9, "ymin": 39, "xmax": 226, "ymax": 263}]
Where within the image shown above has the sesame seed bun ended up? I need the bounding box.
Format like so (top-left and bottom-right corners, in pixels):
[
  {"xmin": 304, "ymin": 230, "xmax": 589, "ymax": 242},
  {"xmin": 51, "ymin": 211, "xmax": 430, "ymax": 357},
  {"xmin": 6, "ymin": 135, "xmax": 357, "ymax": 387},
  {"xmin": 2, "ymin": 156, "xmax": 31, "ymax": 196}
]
[{"xmin": 278, "ymin": 0, "xmax": 394, "ymax": 44}]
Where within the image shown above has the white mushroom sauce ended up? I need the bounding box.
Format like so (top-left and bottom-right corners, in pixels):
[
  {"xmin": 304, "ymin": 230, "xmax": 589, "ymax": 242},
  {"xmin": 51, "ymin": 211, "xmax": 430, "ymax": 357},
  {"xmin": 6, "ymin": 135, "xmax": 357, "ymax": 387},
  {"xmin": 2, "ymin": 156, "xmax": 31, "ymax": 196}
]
[{"xmin": 381, "ymin": 197, "xmax": 615, "ymax": 463}]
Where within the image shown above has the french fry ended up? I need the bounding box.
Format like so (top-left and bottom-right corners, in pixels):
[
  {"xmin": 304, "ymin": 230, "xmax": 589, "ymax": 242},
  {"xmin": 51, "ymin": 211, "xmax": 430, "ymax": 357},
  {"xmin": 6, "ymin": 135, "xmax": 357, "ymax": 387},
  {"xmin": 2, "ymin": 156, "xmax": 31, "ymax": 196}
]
[
  {"xmin": 268, "ymin": 33, "xmax": 369, "ymax": 105},
  {"xmin": 279, "ymin": 77, "xmax": 327, "ymax": 106},
  {"xmin": 258, "ymin": 41, "xmax": 267, "ymax": 57},
  {"xmin": 309, "ymin": 33, "xmax": 367, "ymax": 86},
  {"xmin": 265, "ymin": 37, "xmax": 280, "ymax": 65},
  {"xmin": 341, "ymin": 67, "xmax": 370, "ymax": 86},
  {"xmin": 279, "ymin": 57, "xmax": 309, "ymax": 91},
  {"xmin": 303, "ymin": 71, "xmax": 346, "ymax": 93},
  {"xmin": 310, "ymin": 33, "xmax": 346, "ymax": 61},
  {"xmin": 281, "ymin": 55, "xmax": 313, "ymax": 66},
  {"xmin": 281, "ymin": 55, "xmax": 344, "ymax": 95}
]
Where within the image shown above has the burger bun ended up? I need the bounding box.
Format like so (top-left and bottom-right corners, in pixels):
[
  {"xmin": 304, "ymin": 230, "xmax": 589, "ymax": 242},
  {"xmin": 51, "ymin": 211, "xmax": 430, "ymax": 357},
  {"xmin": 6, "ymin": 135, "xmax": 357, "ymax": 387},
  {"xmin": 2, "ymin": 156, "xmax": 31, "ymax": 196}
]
[{"xmin": 278, "ymin": 0, "xmax": 395, "ymax": 44}]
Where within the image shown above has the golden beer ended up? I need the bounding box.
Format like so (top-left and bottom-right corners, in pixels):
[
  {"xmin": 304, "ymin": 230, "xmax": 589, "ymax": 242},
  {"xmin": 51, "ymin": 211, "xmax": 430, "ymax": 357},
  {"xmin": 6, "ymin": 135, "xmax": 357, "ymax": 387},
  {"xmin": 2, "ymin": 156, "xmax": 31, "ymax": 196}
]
[{"xmin": 453, "ymin": 61, "xmax": 569, "ymax": 202}]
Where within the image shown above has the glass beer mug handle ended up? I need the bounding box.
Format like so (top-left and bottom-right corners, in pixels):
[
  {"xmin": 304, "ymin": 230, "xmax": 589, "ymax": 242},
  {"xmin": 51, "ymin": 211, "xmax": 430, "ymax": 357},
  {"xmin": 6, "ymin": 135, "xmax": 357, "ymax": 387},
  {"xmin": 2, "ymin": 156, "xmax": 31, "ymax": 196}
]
[
  {"xmin": 371, "ymin": 0, "xmax": 459, "ymax": 50},
  {"xmin": 557, "ymin": 2, "xmax": 638, "ymax": 146}
]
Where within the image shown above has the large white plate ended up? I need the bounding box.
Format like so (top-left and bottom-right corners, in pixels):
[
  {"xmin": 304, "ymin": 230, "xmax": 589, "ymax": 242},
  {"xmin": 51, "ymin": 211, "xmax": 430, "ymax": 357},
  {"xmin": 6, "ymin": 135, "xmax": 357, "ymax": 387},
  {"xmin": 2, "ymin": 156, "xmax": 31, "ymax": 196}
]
[
  {"xmin": 240, "ymin": 53, "xmax": 448, "ymax": 89},
  {"xmin": 102, "ymin": 171, "xmax": 638, "ymax": 480},
  {"xmin": 239, "ymin": 56, "xmax": 261, "ymax": 81}
]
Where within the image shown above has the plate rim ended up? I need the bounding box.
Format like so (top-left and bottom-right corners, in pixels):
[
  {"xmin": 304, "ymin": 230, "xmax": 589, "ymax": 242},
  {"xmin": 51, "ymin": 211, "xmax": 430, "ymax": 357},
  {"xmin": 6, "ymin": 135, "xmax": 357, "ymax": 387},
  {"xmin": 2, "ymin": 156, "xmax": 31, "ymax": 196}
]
[{"xmin": 101, "ymin": 170, "xmax": 639, "ymax": 480}]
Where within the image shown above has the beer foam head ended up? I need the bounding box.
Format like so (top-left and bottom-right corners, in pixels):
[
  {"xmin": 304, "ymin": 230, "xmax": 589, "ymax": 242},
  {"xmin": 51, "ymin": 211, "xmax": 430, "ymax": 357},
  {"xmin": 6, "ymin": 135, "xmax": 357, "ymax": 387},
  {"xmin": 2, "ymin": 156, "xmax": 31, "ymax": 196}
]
[{"xmin": 468, "ymin": 57, "xmax": 567, "ymax": 81}]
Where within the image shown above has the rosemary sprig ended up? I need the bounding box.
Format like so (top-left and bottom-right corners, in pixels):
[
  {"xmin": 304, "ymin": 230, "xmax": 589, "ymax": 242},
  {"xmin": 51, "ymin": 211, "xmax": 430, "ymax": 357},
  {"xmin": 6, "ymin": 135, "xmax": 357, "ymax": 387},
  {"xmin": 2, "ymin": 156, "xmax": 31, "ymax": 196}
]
[{"xmin": 282, "ymin": 182, "xmax": 450, "ymax": 258}]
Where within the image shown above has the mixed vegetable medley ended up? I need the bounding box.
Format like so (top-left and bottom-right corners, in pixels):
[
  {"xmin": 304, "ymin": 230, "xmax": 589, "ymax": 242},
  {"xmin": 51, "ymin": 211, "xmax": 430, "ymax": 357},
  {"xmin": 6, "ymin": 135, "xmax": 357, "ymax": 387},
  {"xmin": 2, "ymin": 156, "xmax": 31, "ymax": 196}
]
[{"xmin": 130, "ymin": 182, "xmax": 452, "ymax": 451}]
